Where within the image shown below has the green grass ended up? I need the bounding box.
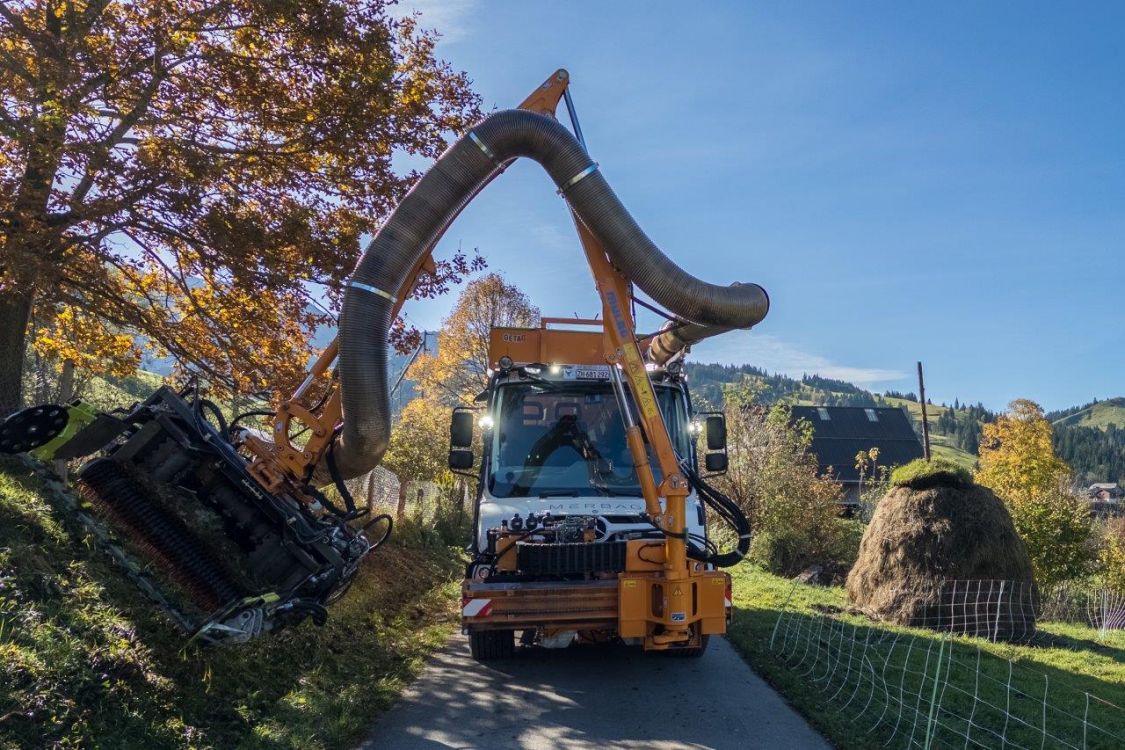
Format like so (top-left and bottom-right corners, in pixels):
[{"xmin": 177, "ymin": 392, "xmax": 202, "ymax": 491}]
[
  {"xmin": 727, "ymin": 566, "xmax": 1125, "ymax": 749},
  {"xmin": 0, "ymin": 459, "xmax": 460, "ymax": 749},
  {"xmin": 890, "ymin": 457, "xmax": 972, "ymax": 488},
  {"xmin": 82, "ymin": 370, "xmax": 167, "ymax": 411}
]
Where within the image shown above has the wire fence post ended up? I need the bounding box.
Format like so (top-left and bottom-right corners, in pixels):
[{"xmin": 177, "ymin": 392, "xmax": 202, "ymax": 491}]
[
  {"xmin": 1040, "ymin": 673, "xmax": 1049, "ymax": 750},
  {"xmin": 993, "ymin": 580, "xmax": 1006, "ymax": 642},
  {"xmin": 922, "ymin": 635, "xmax": 947, "ymax": 750},
  {"xmin": 1083, "ymin": 692, "xmax": 1090, "ymax": 750},
  {"xmin": 1101, "ymin": 589, "xmax": 1109, "ymax": 641}
]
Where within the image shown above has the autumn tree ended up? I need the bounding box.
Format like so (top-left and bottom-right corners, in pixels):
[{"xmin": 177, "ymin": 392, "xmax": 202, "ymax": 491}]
[
  {"xmin": 26, "ymin": 301, "xmax": 142, "ymax": 403},
  {"xmin": 380, "ymin": 275, "xmax": 537, "ymax": 527},
  {"xmin": 976, "ymin": 399, "xmax": 1069, "ymax": 504},
  {"xmin": 0, "ymin": 0, "xmax": 483, "ymax": 413},
  {"xmin": 410, "ymin": 273, "xmax": 540, "ymax": 405},
  {"xmin": 976, "ymin": 399, "xmax": 1095, "ymax": 587}
]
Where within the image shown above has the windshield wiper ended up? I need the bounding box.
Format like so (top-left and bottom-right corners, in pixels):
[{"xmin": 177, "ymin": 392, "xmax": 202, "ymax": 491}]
[
  {"xmin": 511, "ymin": 368, "xmax": 564, "ymax": 390},
  {"xmin": 590, "ymin": 485, "xmax": 642, "ymax": 498},
  {"xmin": 538, "ymin": 490, "xmax": 580, "ymax": 498}
]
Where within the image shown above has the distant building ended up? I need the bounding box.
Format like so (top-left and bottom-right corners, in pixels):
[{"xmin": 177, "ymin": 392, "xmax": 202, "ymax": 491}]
[
  {"xmin": 1088, "ymin": 483, "xmax": 1123, "ymax": 503},
  {"xmin": 790, "ymin": 405, "xmax": 925, "ymax": 511}
]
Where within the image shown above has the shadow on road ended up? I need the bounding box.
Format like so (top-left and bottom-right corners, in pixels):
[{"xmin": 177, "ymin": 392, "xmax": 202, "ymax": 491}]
[{"xmin": 360, "ymin": 636, "xmax": 828, "ymax": 750}]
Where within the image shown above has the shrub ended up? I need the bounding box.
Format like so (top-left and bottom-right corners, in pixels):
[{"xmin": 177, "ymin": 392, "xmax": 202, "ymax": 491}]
[
  {"xmin": 750, "ymin": 518, "xmax": 863, "ymax": 581},
  {"xmin": 1009, "ymin": 484, "xmax": 1098, "ymax": 589},
  {"xmin": 1100, "ymin": 517, "xmax": 1125, "ymax": 592},
  {"xmin": 713, "ymin": 386, "xmax": 847, "ymax": 578}
]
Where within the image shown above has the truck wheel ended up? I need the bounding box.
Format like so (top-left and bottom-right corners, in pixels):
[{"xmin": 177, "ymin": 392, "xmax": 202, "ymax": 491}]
[
  {"xmin": 469, "ymin": 629, "xmax": 515, "ymax": 661},
  {"xmin": 666, "ymin": 634, "xmax": 710, "ymax": 658}
]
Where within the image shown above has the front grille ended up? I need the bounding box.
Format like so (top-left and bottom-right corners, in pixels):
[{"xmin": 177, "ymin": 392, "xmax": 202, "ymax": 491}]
[{"xmin": 516, "ymin": 540, "xmax": 627, "ymax": 575}]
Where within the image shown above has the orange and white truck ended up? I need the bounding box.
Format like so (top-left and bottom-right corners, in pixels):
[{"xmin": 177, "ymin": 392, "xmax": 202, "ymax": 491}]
[{"xmin": 453, "ymin": 316, "xmax": 747, "ymax": 659}]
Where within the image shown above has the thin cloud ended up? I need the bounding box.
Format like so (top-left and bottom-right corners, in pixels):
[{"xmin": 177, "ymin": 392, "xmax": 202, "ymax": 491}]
[
  {"xmin": 692, "ymin": 330, "xmax": 906, "ymax": 387},
  {"xmin": 390, "ymin": 0, "xmax": 478, "ymax": 42}
]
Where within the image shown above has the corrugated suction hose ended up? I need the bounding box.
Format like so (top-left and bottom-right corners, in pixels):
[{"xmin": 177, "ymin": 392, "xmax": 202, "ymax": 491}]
[{"xmin": 333, "ymin": 109, "xmax": 769, "ymax": 478}]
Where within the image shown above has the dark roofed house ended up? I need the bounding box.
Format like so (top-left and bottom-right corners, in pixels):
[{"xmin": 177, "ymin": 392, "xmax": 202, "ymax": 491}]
[
  {"xmin": 1087, "ymin": 483, "xmax": 1123, "ymax": 519},
  {"xmin": 790, "ymin": 405, "xmax": 924, "ymax": 511},
  {"xmin": 1088, "ymin": 483, "xmax": 1122, "ymax": 503}
]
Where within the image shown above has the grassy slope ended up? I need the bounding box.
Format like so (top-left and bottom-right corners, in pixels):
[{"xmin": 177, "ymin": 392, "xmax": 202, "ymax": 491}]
[
  {"xmin": 884, "ymin": 396, "xmax": 978, "ymax": 471},
  {"xmin": 727, "ymin": 566, "xmax": 1125, "ymax": 750},
  {"xmin": 0, "ymin": 458, "xmax": 460, "ymax": 750},
  {"xmin": 1052, "ymin": 398, "xmax": 1125, "ymax": 431}
]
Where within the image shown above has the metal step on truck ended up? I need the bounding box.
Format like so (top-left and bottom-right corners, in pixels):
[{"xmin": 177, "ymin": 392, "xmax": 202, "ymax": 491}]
[{"xmin": 452, "ymin": 317, "xmax": 749, "ymax": 660}]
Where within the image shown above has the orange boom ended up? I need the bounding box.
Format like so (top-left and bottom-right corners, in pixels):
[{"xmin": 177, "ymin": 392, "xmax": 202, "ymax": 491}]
[{"xmin": 1, "ymin": 70, "xmax": 767, "ymax": 648}]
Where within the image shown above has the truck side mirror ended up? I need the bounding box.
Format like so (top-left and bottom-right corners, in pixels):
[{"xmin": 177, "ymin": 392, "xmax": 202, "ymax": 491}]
[
  {"xmin": 705, "ymin": 415, "xmax": 727, "ymax": 451},
  {"xmin": 449, "ymin": 408, "xmax": 475, "ymax": 472},
  {"xmin": 698, "ymin": 412, "xmax": 728, "ymax": 476},
  {"xmin": 450, "ymin": 409, "xmax": 474, "ymax": 448},
  {"xmin": 448, "ymin": 449, "xmax": 474, "ymax": 471},
  {"xmin": 705, "ymin": 452, "xmax": 728, "ymax": 473}
]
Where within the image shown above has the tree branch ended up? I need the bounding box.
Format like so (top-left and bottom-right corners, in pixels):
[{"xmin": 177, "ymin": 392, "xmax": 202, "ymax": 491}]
[
  {"xmin": 0, "ymin": 4, "xmax": 38, "ymax": 43},
  {"xmin": 69, "ymin": 56, "xmax": 166, "ymax": 206},
  {"xmin": 0, "ymin": 44, "xmax": 35, "ymax": 84}
]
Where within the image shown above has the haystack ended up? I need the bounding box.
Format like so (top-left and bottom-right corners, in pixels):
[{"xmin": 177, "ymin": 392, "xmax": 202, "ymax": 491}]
[{"xmin": 846, "ymin": 459, "xmax": 1036, "ymax": 640}]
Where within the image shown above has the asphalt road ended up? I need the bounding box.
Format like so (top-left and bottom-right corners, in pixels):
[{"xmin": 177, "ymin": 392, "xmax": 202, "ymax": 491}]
[{"xmin": 360, "ymin": 636, "xmax": 830, "ymax": 750}]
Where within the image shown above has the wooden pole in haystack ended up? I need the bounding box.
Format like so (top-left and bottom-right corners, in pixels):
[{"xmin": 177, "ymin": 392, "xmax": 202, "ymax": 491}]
[{"xmin": 917, "ymin": 361, "xmax": 932, "ymax": 461}]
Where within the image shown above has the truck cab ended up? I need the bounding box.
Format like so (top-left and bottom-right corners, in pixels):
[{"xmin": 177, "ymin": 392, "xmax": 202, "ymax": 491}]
[{"xmin": 451, "ymin": 321, "xmax": 731, "ymax": 660}]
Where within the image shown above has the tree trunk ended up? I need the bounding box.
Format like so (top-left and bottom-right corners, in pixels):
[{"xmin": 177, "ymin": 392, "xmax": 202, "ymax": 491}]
[
  {"xmin": 0, "ymin": 287, "xmax": 34, "ymax": 416},
  {"xmin": 396, "ymin": 480, "xmax": 408, "ymax": 522},
  {"xmin": 2, "ymin": 82, "xmax": 70, "ymax": 416},
  {"xmin": 53, "ymin": 358, "xmax": 74, "ymax": 479}
]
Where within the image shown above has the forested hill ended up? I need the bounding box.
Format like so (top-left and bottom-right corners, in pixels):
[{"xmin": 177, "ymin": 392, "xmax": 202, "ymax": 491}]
[
  {"xmin": 685, "ymin": 363, "xmax": 895, "ymax": 410},
  {"xmin": 684, "ymin": 362, "xmax": 1125, "ymax": 486}
]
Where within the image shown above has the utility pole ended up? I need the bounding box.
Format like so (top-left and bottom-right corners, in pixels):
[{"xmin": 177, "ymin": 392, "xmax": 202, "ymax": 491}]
[{"xmin": 917, "ymin": 361, "xmax": 932, "ymax": 461}]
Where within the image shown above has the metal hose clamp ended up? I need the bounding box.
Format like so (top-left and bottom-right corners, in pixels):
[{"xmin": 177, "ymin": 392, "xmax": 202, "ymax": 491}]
[
  {"xmin": 347, "ymin": 280, "xmax": 398, "ymax": 303},
  {"xmin": 558, "ymin": 162, "xmax": 599, "ymax": 194},
  {"xmin": 468, "ymin": 131, "xmax": 500, "ymax": 165}
]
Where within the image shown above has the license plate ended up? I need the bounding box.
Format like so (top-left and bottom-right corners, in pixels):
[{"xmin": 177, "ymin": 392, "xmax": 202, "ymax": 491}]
[{"xmin": 571, "ymin": 366, "xmax": 610, "ymax": 380}]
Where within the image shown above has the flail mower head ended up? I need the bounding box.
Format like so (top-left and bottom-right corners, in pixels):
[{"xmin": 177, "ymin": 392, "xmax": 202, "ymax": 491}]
[{"xmin": 0, "ymin": 386, "xmax": 388, "ymax": 644}]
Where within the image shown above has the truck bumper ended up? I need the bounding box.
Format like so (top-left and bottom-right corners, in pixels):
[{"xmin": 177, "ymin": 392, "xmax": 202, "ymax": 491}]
[{"xmin": 461, "ymin": 571, "xmax": 732, "ymax": 649}]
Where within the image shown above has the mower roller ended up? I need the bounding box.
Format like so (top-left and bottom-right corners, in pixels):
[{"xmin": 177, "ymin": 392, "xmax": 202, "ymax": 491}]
[{"xmin": 2, "ymin": 385, "xmax": 384, "ymax": 643}]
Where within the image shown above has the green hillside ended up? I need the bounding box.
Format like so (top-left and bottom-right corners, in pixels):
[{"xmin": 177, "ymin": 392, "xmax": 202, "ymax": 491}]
[
  {"xmin": 685, "ymin": 363, "xmax": 892, "ymax": 410},
  {"xmin": 1050, "ymin": 397, "xmax": 1125, "ymax": 430}
]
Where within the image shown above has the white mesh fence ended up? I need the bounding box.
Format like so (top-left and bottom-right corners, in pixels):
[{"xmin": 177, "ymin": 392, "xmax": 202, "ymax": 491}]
[
  {"xmin": 767, "ymin": 592, "xmax": 1125, "ymax": 748},
  {"xmin": 870, "ymin": 579, "xmax": 1041, "ymax": 643},
  {"xmin": 343, "ymin": 466, "xmax": 401, "ymax": 513},
  {"xmin": 1040, "ymin": 586, "xmax": 1125, "ymax": 638}
]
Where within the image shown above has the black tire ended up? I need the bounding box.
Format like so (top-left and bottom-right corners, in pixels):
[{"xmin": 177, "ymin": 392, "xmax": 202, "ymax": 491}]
[
  {"xmin": 469, "ymin": 629, "xmax": 515, "ymax": 661},
  {"xmin": 665, "ymin": 634, "xmax": 710, "ymax": 658}
]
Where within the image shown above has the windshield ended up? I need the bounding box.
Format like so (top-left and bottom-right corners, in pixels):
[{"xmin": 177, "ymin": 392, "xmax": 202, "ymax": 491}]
[{"xmin": 487, "ymin": 381, "xmax": 689, "ymax": 499}]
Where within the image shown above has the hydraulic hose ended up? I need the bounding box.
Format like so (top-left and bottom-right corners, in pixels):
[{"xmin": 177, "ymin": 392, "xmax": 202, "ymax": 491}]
[
  {"xmin": 332, "ymin": 109, "xmax": 770, "ymax": 478},
  {"xmin": 684, "ymin": 464, "xmax": 752, "ymax": 568}
]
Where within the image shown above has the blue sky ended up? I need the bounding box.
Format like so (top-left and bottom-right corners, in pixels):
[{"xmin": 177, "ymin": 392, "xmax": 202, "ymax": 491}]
[{"xmin": 392, "ymin": 1, "xmax": 1123, "ymax": 411}]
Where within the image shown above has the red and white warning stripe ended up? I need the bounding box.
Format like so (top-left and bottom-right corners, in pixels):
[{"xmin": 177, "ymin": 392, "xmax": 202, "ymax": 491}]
[{"xmin": 462, "ymin": 597, "xmax": 493, "ymax": 618}]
